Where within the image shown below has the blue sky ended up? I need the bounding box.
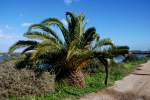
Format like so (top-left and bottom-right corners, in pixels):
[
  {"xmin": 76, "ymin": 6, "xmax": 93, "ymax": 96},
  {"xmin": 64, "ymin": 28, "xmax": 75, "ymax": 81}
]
[{"xmin": 0, "ymin": 0, "xmax": 150, "ymax": 52}]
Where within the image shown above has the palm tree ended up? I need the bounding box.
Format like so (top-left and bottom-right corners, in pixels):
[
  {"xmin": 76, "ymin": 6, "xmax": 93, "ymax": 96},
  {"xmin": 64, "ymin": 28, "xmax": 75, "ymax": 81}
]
[{"xmin": 9, "ymin": 12, "xmax": 122, "ymax": 87}]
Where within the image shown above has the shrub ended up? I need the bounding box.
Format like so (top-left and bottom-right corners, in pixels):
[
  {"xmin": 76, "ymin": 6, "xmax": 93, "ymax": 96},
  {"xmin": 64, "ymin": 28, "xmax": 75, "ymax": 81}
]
[{"xmin": 0, "ymin": 61, "xmax": 54, "ymax": 99}]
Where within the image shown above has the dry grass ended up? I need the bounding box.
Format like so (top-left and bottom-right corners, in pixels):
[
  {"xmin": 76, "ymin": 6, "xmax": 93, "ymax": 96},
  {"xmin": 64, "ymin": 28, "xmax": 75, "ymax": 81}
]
[{"xmin": 0, "ymin": 61, "xmax": 54, "ymax": 99}]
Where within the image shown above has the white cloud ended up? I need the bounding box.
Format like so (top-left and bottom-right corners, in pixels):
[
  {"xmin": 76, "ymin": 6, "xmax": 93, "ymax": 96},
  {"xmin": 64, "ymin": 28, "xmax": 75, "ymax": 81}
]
[
  {"xmin": 61, "ymin": 19, "xmax": 68, "ymax": 26},
  {"xmin": 21, "ymin": 22, "xmax": 32, "ymax": 27},
  {"xmin": 64, "ymin": 0, "xmax": 80, "ymax": 5}
]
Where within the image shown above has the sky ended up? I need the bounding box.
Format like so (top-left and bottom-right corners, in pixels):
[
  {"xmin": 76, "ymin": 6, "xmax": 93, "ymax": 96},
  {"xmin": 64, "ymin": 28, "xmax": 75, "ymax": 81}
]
[{"xmin": 0, "ymin": 0, "xmax": 150, "ymax": 52}]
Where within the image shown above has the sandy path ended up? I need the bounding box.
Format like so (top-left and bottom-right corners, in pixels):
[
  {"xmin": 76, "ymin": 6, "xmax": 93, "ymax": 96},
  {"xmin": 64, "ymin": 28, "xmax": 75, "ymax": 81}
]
[{"xmin": 80, "ymin": 61, "xmax": 150, "ymax": 100}]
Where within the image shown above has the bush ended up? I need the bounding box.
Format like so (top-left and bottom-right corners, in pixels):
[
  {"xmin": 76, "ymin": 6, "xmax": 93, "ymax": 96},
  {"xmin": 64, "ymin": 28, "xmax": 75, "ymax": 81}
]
[{"xmin": 0, "ymin": 61, "xmax": 54, "ymax": 99}]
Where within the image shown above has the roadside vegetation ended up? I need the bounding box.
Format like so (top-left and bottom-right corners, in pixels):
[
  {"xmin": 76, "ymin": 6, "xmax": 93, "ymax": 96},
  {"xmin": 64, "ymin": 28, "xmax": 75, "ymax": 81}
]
[
  {"xmin": 1, "ymin": 12, "xmax": 146, "ymax": 100},
  {"xmin": 10, "ymin": 57, "xmax": 149, "ymax": 100}
]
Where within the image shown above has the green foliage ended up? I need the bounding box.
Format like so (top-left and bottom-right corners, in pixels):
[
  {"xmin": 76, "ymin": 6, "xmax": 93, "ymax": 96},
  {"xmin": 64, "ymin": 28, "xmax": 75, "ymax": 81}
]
[
  {"xmin": 112, "ymin": 45, "xmax": 129, "ymax": 55},
  {"xmin": 9, "ymin": 12, "xmax": 129, "ymax": 86},
  {"xmin": 10, "ymin": 59, "xmax": 148, "ymax": 100},
  {"xmin": 9, "ymin": 40, "xmax": 39, "ymax": 53}
]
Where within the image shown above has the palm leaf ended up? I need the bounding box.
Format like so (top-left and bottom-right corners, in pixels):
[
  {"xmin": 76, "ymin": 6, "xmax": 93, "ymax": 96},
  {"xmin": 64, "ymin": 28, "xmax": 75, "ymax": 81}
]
[
  {"xmin": 9, "ymin": 40, "xmax": 39, "ymax": 53},
  {"xmin": 24, "ymin": 32, "xmax": 54, "ymax": 40},
  {"xmin": 78, "ymin": 13, "xmax": 86, "ymax": 36},
  {"xmin": 38, "ymin": 39, "xmax": 63, "ymax": 50},
  {"xmin": 112, "ymin": 45, "xmax": 129, "ymax": 55},
  {"xmin": 41, "ymin": 18, "xmax": 69, "ymax": 44},
  {"xmin": 27, "ymin": 24, "xmax": 62, "ymax": 43},
  {"xmin": 31, "ymin": 46, "xmax": 66, "ymax": 64},
  {"xmin": 73, "ymin": 50, "xmax": 94, "ymax": 70},
  {"xmin": 115, "ymin": 46, "xmax": 129, "ymax": 50},
  {"xmin": 66, "ymin": 12, "xmax": 77, "ymax": 25},
  {"xmin": 66, "ymin": 12, "xmax": 80, "ymax": 39},
  {"xmin": 15, "ymin": 53, "xmax": 33, "ymax": 69},
  {"xmin": 94, "ymin": 38, "xmax": 114, "ymax": 49},
  {"xmin": 79, "ymin": 27, "xmax": 97, "ymax": 47},
  {"xmin": 21, "ymin": 46, "xmax": 35, "ymax": 54}
]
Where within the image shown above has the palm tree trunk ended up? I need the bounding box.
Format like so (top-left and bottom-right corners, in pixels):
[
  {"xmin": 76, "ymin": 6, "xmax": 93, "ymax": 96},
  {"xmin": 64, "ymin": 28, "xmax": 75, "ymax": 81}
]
[
  {"xmin": 55, "ymin": 68, "xmax": 85, "ymax": 87},
  {"xmin": 67, "ymin": 70, "xmax": 85, "ymax": 87}
]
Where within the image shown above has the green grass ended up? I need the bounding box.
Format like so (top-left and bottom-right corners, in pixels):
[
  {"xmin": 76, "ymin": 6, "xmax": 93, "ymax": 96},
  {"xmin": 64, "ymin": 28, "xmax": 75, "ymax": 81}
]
[{"xmin": 10, "ymin": 58, "xmax": 149, "ymax": 100}]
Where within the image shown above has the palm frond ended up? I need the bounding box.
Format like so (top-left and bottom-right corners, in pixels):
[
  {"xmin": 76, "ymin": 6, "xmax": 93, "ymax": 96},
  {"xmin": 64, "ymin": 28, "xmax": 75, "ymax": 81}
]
[
  {"xmin": 78, "ymin": 13, "xmax": 85, "ymax": 23},
  {"xmin": 31, "ymin": 46, "xmax": 66, "ymax": 64},
  {"xmin": 24, "ymin": 31, "xmax": 55, "ymax": 40},
  {"xmin": 41, "ymin": 18, "xmax": 69, "ymax": 44},
  {"xmin": 15, "ymin": 53, "xmax": 33, "ymax": 69},
  {"xmin": 66, "ymin": 12, "xmax": 77, "ymax": 25},
  {"xmin": 66, "ymin": 12, "xmax": 86, "ymax": 40},
  {"xmin": 21, "ymin": 46, "xmax": 35, "ymax": 54},
  {"xmin": 27, "ymin": 24, "xmax": 62, "ymax": 43},
  {"xmin": 93, "ymin": 38, "xmax": 114, "ymax": 49},
  {"xmin": 76, "ymin": 59, "xmax": 93, "ymax": 71},
  {"xmin": 66, "ymin": 40, "xmax": 77, "ymax": 61},
  {"xmin": 73, "ymin": 50, "xmax": 94, "ymax": 70},
  {"xmin": 111, "ymin": 45, "xmax": 129, "ymax": 55},
  {"xmin": 78, "ymin": 13, "xmax": 86, "ymax": 36},
  {"xmin": 66, "ymin": 47, "xmax": 93, "ymax": 70},
  {"xmin": 38, "ymin": 39, "xmax": 63, "ymax": 50},
  {"xmin": 115, "ymin": 46, "xmax": 129, "ymax": 50},
  {"xmin": 93, "ymin": 50, "xmax": 113, "ymax": 59},
  {"xmin": 66, "ymin": 12, "xmax": 80, "ymax": 38},
  {"xmin": 9, "ymin": 40, "xmax": 39, "ymax": 53},
  {"xmin": 79, "ymin": 27, "xmax": 97, "ymax": 47}
]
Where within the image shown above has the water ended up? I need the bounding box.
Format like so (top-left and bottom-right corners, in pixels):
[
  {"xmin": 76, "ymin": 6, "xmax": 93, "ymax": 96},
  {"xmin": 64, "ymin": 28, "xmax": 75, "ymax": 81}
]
[
  {"xmin": 114, "ymin": 55, "xmax": 126, "ymax": 64},
  {"xmin": 0, "ymin": 55, "xmax": 5, "ymax": 63},
  {"xmin": 114, "ymin": 54, "xmax": 147, "ymax": 64},
  {"xmin": 135, "ymin": 54, "xmax": 146, "ymax": 59}
]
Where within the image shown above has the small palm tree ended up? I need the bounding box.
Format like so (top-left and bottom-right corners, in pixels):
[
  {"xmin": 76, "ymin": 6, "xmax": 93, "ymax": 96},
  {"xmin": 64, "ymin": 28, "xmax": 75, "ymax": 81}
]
[{"xmin": 9, "ymin": 12, "xmax": 125, "ymax": 87}]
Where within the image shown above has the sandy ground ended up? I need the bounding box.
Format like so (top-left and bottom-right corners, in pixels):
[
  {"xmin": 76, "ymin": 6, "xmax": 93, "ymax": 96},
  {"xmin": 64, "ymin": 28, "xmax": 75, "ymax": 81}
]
[{"xmin": 80, "ymin": 61, "xmax": 150, "ymax": 100}]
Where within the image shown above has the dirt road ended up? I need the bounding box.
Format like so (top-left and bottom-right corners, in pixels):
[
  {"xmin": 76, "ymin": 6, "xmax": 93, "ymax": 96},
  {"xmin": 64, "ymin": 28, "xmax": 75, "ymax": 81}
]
[{"xmin": 80, "ymin": 61, "xmax": 150, "ymax": 100}]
